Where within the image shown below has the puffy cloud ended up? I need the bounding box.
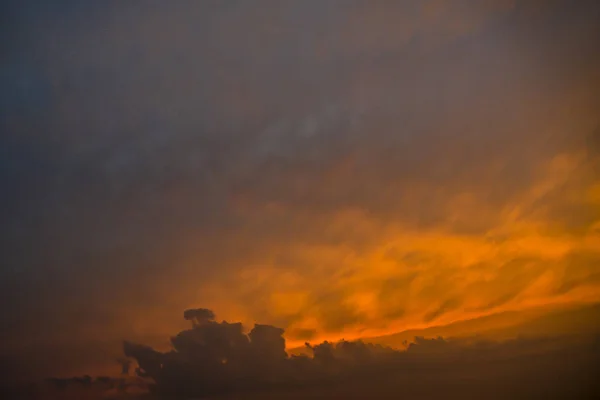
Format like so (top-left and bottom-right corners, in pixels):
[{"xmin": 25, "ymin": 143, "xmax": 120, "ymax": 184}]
[
  {"xmin": 183, "ymin": 308, "xmax": 216, "ymax": 326},
  {"xmin": 117, "ymin": 308, "xmax": 600, "ymax": 398},
  {"xmin": 9, "ymin": 307, "xmax": 597, "ymax": 399}
]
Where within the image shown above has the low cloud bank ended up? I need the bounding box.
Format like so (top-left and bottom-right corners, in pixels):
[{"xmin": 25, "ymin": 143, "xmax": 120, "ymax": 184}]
[
  {"xmin": 120, "ymin": 308, "xmax": 600, "ymax": 399},
  {"xmin": 4, "ymin": 307, "xmax": 600, "ymax": 399},
  {"xmin": 122, "ymin": 308, "xmax": 400, "ymax": 397}
]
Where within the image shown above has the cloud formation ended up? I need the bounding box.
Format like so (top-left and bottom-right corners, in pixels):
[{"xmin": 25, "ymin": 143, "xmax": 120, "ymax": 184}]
[
  {"xmin": 1, "ymin": 0, "xmax": 599, "ymax": 379},
  {"xmin": 7, "ymin": 307, "xmax": 599, "ymax": 399},
  {"xmin": 121, "ymin": 309, "xmax": 402, "ymax": 398}
]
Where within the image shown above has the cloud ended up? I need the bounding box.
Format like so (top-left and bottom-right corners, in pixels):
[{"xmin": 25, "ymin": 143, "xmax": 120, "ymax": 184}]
[
  {"xmin": 1, "ymin": 305, "xmax": 600, "ymax": 399},
  {"xmin": 9, "ymin": 307, "xmax": 596, "ymax": 399},
  {"xmin": 1, "ymin": 0, "xmax": 600, "ymax": 380},
  {"xmin": 120, "ymin": 309, "xmax": 398, "ymax": 397},
  {"xmin": 423, "ymin": 298, "xmax": 462, "ymax": 323},
  {"xmin": 117, "ymin": 308, "xmax": 600, "ymax": 399},
  {"xmin": 288, "ymin": 328, "xmax": 318, "ymax": 341},
  {"xmin": 553, "ymin": 251, "xmax": 600, "ymax": 295},
  {"xmin": 183, "ymin": 308, "xmax": 216, "ymax": 326}
]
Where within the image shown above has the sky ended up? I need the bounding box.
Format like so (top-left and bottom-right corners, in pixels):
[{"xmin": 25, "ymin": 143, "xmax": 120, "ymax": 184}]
[{"xmin": 1, "ymin": 0, "xmax": 600, "ymax": 382}]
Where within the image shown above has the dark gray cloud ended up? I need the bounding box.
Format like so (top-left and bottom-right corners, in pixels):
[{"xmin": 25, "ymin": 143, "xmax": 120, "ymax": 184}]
[{"xmin": 5, "ymin": 307, "xmax": 600, "ymax": 399}]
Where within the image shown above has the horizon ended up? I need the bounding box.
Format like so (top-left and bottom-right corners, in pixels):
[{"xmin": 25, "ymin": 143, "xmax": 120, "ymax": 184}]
[
  {"xmin": 3, "ymin": 303, "xmax": 600, "ymax": 399},
  {"xmin": 8, "ymin": 298, "xmax": 600, "ymax": 383}
]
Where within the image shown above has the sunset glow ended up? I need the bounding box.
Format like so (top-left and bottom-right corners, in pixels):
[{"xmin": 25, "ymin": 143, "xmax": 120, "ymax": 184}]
[{"xmin": 1, "ymin": 1, "xmax": 599, "ymax": 398}]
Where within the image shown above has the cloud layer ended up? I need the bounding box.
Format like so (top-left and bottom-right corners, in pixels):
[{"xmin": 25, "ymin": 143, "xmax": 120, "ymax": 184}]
[
  {"xmin": 1, "ymin": 0, "xmax": 599, "ymax": 379},
  {"xmin": 6, "ymin": 307, "xmax": 599, "ymax": 399}
]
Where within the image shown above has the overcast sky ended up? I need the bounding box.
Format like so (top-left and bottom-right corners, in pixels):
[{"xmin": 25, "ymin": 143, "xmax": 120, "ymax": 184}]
[{"xmin": 1, "ymin": 0, "xmax": 599, "ymax": 380}]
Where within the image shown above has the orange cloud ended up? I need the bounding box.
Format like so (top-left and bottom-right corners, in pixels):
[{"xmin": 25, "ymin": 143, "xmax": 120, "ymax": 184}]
[{"xmin": 185, "ymin": 147, "xmax": 600, "ymax": 348}]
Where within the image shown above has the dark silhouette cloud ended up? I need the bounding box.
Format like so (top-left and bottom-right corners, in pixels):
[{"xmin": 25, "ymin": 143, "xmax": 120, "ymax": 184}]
[
  {"xmin": 183, "ymin": 308, "xmax": 216, "ymax": 326},
  {"xmin": 117, "ymin": 358, "xmax": 131, "ymax": 376},
  {"xmin": 118, "ymin": 309, "xmax": 406, "ymax": 397},
  {"xmin": 3, "ymin": 307, "xmax": 599, "ymax": 399},
  {"xmin": 116, "ymin": 308, "xmax": 600, "ymax": 399}
]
